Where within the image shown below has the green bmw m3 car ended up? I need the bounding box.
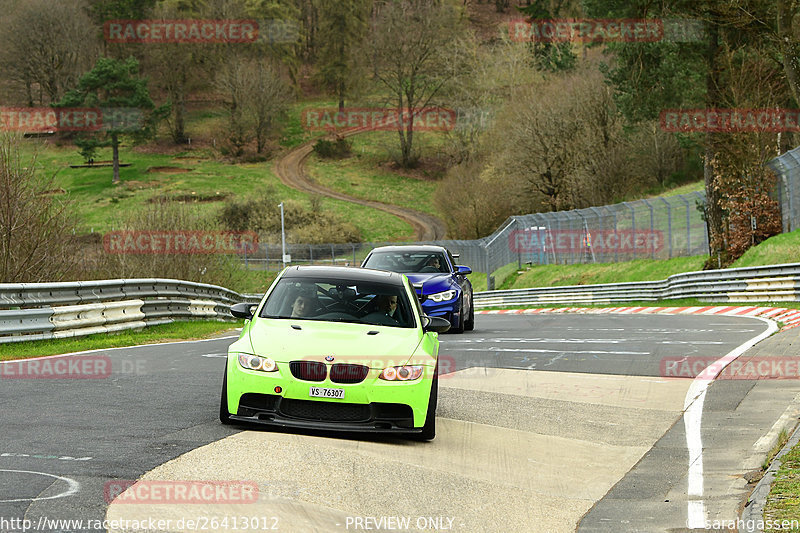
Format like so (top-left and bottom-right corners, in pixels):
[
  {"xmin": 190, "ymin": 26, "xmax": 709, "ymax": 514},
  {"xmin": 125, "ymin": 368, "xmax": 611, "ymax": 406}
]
[{"xmin": 220, "ymin": 266, "xmax": 450, "ymax": 440}]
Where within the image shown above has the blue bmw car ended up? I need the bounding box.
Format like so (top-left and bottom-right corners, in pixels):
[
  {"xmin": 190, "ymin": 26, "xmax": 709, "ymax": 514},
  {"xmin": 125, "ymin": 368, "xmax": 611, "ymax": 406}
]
[{"xmin": 361, "ymin": 245, "xmax": 474, "ymax": 333}]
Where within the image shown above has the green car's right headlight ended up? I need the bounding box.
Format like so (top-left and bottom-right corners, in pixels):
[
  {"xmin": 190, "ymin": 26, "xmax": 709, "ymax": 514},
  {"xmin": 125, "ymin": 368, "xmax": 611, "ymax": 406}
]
[
  {"xmin": 238, "ymin": 353, "xmax": 278, "ymax": 372},
  {"xmin": 379, "ymin": 366, "xmax": 424, "ymax": 381}
]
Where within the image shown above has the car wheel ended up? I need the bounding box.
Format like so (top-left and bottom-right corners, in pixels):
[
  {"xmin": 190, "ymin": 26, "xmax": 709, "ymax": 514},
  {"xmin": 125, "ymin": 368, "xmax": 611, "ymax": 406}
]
[
  {"xmin": 464, "ymin": 294, "xmax": 475, "ymax": 331},
  {"xmin": 219, "ymin": 370, "xmax": 232, "ymax": 425},
  {"xmin": 412, "ymin": 364, "xmax": 438, "ymax": 441},
  {"xmin": 450, "ymin": 296, "xmax": 465, "ymax": 334}
]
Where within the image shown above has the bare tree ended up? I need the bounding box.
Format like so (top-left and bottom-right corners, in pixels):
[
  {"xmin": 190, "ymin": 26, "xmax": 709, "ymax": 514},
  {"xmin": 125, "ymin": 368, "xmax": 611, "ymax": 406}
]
[
  {"xmin": 0, "ymin": 0, "xmax": 98, "ymax": 106},
  {"xmin": 0, "ymin": 134, "xmax": 77, "ymax": 282},
  {"xmin": 215, "ymin": 57, "xmax": 292, "ymax": 156},
  {"xmin": 143, "ymin": 1, "xmax": 211, "ymax": 144},
  {"xmin": 492, "ymin": 68, "xmax": 641, "ymax": 213},
  {"xmin": 440, "ymin": 36, "xmax": 536, "ymax": 165},
  {"xmin": 250, "ymin": 62, "xmax": 292, "ymax": 154},
  {"xmin": 367, "ymin": 0, "xmax": 464, "ymax": 167}
]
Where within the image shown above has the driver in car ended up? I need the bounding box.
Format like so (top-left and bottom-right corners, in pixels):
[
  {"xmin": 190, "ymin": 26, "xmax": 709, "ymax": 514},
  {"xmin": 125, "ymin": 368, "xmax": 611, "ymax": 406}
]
[
  {"xmin": 374, "ymin": 294, "xmax": 398, "ymax": 318},
  {"xmin": 291, "ymin": 294, "xmax": 316, "ymax": 318}
]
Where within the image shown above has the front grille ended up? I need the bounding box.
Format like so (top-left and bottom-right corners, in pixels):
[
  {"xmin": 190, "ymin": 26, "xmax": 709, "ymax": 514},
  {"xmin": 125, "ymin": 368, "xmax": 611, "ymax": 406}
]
[
  {"xmin": 289, "ymin": 361, "xmax": 327, "ymax": 381},
  {"xmin": 279, "ymin": 399, "xmax": 370, "ymax": 422},
  {"xmin": 330, "ymin": 363, "xmax": 369, "ymax": 384}
]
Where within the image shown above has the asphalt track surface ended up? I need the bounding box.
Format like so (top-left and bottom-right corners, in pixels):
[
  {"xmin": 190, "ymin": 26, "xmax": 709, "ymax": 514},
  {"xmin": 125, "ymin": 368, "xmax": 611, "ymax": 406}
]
[{"xmin": 0, "ymin": 314, "xmax": 774, "ymax": 532}]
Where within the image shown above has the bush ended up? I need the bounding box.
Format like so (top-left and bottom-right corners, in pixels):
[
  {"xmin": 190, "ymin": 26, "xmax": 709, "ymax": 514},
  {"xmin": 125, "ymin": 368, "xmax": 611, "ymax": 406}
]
[
  {"xmin": 85, "ymin": 199, "xmax": 249, "ymax": 289},
  {"xmin": 313, "ymin": 137, "xmax": 352, "ymax": 159},
  {"xmin": 219, "ymin": 187, "xmax": 362, "ymax": 244},
  {"xmin": 0, "ymin": 134, "xmax": 78, "ymax": 282}
]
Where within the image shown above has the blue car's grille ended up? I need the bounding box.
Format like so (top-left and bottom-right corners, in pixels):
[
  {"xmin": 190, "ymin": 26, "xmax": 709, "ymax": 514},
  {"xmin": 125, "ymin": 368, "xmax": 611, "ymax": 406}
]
[{"xmin": 289, "ymin": 361, "xmax": 327, "ymax": 381}]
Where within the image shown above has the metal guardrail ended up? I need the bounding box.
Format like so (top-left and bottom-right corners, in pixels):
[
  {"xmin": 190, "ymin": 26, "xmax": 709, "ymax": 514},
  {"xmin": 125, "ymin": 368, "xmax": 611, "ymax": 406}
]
[
  {"xmin": 473, "ymin": 263, "xmax": 800, "ymax": 308},
  {"xmin": 0, "ymin": 279, "xmax": 262, "ymax": 344},
  {"xmin": 4, "ymin": 262, "xmax": 800, "ymax": 343}
]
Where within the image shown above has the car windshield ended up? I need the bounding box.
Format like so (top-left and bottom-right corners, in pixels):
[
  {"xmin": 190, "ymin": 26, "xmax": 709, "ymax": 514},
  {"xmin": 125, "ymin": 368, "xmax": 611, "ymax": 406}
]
[
  {"xmin": 363, "ymin": 251, "xmax": 449, "ymax": 274},
  {"xmin": 259, "ymin": 277, "xmax": 414, "ymax": 328}
]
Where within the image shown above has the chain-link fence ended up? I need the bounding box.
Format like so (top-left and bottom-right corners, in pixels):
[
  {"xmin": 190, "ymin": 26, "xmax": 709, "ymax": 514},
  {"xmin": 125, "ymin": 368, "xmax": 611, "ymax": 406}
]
[
  {"xmin": 242, "ymin": 191, "xmax": 710, "ymax": 289},
  {"xmin": 477, "ymin": 191, "xmax": 709, "ymax": 276},
  {"xmin": 767, "ymin": 146, "xmax": 800, "ymax": 233}
]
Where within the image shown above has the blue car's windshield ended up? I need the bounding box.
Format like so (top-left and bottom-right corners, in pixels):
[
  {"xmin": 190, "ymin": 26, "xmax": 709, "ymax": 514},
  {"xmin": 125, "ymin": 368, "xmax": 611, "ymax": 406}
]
[
  {"xmin": 259, "ymin": 277, "xmax": 415, "ymax": 328},
  {"xmin": 363, "ymin": 251, "xmax": 449, "ymax": 274}
]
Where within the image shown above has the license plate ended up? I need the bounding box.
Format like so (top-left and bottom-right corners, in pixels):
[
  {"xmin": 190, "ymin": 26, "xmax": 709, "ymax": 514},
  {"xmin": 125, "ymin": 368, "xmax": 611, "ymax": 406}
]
[{"xmin": 309, "ymin": 386, "xmax": 345, "ymax": 399}]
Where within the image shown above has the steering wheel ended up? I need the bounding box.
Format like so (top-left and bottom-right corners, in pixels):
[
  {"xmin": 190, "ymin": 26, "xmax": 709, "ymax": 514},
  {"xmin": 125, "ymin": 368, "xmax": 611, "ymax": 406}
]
[{"xmin": 319, "ymin": 286, "xmax": 362, "ymax": 313}]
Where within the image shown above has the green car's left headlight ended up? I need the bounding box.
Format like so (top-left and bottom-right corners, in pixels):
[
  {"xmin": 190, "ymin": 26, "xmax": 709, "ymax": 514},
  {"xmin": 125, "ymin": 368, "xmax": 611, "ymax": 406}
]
[{"xmin": 237, "ymin": 353, "xmax": 278, "ymax": 373}]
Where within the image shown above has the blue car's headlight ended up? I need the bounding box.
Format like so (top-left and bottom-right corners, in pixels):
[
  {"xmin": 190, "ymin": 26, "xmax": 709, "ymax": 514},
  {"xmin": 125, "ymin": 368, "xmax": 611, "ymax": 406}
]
[
  {"xmin": 238, "ymin": 354, "xmax": 278, "ymax": 372},
  {"xmin": 427, "ymin": 290, "xmax": 457, "ymax": 303}
]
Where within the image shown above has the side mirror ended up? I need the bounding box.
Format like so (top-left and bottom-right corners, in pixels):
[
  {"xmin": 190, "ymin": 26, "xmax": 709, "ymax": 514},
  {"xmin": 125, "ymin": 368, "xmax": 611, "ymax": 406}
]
[
  {"xmin": 422, "ymin": 315, "xmax": 450, "ymax": 333},
  {"xmin": 455, "ymin": 265, "xmax": 472, "ymax": 276},
  {"xmin": 230, "ymin": 302, "xmax": 256, "ymax": 320}
]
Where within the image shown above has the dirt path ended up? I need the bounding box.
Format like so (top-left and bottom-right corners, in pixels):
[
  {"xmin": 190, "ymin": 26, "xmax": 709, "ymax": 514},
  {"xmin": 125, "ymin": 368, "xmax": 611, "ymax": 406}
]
[{"xmin": 274, "ymin": 129, "xmax": 448, "ymax": 241}]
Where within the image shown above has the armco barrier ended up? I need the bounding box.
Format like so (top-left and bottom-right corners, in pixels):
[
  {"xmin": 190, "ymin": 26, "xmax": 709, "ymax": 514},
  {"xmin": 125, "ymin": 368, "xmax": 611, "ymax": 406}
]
[
  {"xmin": 4, "ymin": 263, "xmax": 800, "ymax": 343},
  {"xmin": 0, "ymin": 279, "xmax": 262, "ymax": 344},
  {"xmin": 473, "ymin": 262, "xmax": 800, "ymax": 308}
]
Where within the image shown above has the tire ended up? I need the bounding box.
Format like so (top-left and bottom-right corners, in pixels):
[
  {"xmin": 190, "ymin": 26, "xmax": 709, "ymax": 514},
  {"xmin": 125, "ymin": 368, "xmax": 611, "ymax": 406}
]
[
  {"xmin": 412, "ymin": 365, "xmax": 438, "ymax": 441},
  {"xmin": 464, "ymin": 293, "xmax": 475, "ymax": 331},
  {"xmin": 219, "ymin": 371, "xmax": 232, "ymax": 425},
  {"xmin": 450, "ymin": 296, "xmax": 465, "ymax": 334}
]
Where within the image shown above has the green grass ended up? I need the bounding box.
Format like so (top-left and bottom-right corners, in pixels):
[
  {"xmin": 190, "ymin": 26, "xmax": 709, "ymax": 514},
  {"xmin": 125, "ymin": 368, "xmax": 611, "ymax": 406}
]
[
  {"xmin": 0, "ymin": 320, "xmax": 242, "ymax": 360},
  {"xmin": 732, "ymin": 228, "xmax": 800, "ymax": 268},
  {"xmin": 764, "ymin": 430, "xmax": 800, "ymax": 532},
  {"xmin": 500, "ymin": 256, "xmax": 707, "ymax": 290},
  {"xmin": 645, "ymin": 179, "xmax": 705, "ymax": 199},
  {"xmin": 280, "ymin": 99, "xmax": 339, "ymax": 148},
  {"xmin": 307, "ymin": 131, "xmax": 445, "ymax": 218},
  {"xmin": 24, "ymin": 139, "xmax": 412, "ymax": 243}
]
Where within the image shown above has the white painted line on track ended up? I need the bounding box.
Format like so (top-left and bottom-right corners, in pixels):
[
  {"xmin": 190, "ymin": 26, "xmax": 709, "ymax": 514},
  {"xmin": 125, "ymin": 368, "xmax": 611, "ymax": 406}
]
[
  {"xmin": 451, "ymin": 347, "xmax": 650, "ymax": 355},
  {"xmin": 444, "ymin": 337, "xmax": 724, "ymax": 345},
  {"xmin": 683, "ymin": 316, "xmax": 777, "ymax": 528},
  {"xmin": 0, "ymin": 335, "xmax": 239, "ymax": 364},
  {"xmin": 0, "ymin": 469, "xmax": 80, "ymax": 502}
]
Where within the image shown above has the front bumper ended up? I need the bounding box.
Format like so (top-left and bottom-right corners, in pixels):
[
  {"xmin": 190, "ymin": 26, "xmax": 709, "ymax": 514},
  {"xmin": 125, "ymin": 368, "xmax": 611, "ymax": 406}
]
[
  {"xmin": 421, "ymin": 299, "xmax": 460, "ymax": 328},
  {"xmin": 225, "ymin": 357, "xmax": 435, "ymax": 430},
  {"xmin": 231, "ymin": 394, "xmax": 420, "ymax": 433}
]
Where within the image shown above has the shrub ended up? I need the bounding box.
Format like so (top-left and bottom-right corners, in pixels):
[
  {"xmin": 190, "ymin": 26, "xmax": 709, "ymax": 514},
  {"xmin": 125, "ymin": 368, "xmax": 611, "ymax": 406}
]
[
  {"xmin": 313, "ymin": 137, "xmax": 352, "ymax": 159},
  {"xmin": 0, "ymin": 134, "xmax": 78, "ymax": 282}
]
